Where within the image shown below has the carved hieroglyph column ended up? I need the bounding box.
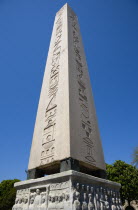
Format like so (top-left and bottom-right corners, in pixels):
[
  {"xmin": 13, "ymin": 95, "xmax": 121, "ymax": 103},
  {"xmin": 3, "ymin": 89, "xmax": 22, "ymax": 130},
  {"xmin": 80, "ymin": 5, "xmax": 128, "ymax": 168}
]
[{"xmin": 28, "ymin": 4, "xmax": 106, "ymax": 175}]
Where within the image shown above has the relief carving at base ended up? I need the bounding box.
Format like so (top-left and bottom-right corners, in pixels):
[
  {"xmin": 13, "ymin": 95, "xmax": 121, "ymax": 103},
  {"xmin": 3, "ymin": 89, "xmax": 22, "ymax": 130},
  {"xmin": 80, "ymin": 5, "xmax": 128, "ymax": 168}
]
[
  {"xmin": 72, "ymin": 183, "xmax": 122, "ymax": 210},
  {"xmin": 13, "ymin": 180, "xmax": 122, "ymax": 210}
]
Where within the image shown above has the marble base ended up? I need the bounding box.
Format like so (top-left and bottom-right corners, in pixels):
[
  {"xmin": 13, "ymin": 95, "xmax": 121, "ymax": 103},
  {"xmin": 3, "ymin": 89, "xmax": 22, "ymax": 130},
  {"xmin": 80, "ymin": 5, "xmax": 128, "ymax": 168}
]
[{"xmin": 12, "ymin": 170, "xmax": 122, "ymax": 210}]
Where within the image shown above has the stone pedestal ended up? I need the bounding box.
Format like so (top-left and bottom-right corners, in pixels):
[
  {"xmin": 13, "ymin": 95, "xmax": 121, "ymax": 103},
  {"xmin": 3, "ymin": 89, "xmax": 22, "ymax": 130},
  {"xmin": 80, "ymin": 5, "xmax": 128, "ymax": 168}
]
[{"xmin": 13, "ymin": 170, "xmax": 122, "ymax": 210}]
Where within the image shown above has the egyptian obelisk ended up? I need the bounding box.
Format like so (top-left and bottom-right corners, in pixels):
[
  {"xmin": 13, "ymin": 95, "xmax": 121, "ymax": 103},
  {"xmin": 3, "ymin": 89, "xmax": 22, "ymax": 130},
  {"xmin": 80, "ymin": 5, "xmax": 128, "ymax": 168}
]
[
  {"xmin": 13, "ymin": 4, "xmax": 122, "ymax": 210},
  {"xmin": 27, "ymin": 3, "xmax": 106, "ymax": 179}
]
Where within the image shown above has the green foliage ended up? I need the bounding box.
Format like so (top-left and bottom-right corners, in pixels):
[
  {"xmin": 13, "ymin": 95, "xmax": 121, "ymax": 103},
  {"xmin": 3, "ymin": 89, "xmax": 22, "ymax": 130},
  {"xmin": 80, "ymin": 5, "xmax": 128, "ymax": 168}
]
[
  {"xmin": 106, "ymin": 160, "xmax": 138, "ymax": 205},
  {"xmin": 132, "ymin": 147, "xmax": 138, "ymax": 168},
  {"xmin": 0, "ymin": 179, "xmax": 20, "ymax": 210}
]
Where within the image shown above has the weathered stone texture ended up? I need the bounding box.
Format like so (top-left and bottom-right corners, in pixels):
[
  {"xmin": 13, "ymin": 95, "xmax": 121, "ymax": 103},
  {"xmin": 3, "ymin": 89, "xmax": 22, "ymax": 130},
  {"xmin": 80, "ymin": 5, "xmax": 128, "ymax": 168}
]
[{"xmin": 28, "ymin": 3, "xmax": 105, "ymax": 174}]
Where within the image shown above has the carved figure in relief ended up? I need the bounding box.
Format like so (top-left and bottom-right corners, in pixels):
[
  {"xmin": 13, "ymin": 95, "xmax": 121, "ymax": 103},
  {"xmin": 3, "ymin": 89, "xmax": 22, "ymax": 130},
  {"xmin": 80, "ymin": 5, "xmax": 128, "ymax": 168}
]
[
  {"xmin": 90, "ymin": 187, "xmax": 94, "ymax": 194},
  {"xmin": 88, "ymin": 194, "xmax": 94, "ymax": 210},
  {"xmin": 62, "ymin": 193, "xmax": 65, "ymax": 203},
  {"xmin": 80, "ymin": 185, "xmax": 85, "ymax": 201},
  {"xmin": 116, "ymin": 198, "xmax": 120, "ymax": 210},
  {"xmin": 73, "ymin": 183, "xmax": 80, "ymax": 201},
  {"xmin": 82, "ymin": 193, "xmax": 88, "ymax": 210},
  {"xmin": 17, "ymin": 197, "xmax": 23, "ymax": 210},
  {"xmin": 57, "ymin": 194, "xmax": 64, "ymax": 209},
  {"xmin": 12, "ymin": 198, "xmax": 19, "ymax": 210},
  {"xmin": 64, "ymin": 193, "xmax": 70, "ymax": 209},
  {"xmin": 113, "ymin": 192, "xmax": 116, "ymax": 198},
  {"xmin": 65, "ymin": 193, "xmax": 69, "ymax": 201},
  {"xmin": 48, "ymin": 195, "xmax": 56, "ymax": 209},
  {"xmin": 108, "ymin": 190, "xmax": 113, "ymax": 206},
  {"xmin": 111, "ymin": 198, "xmax": 116, "ymax": 210},
  {"xmin": 40, "ymin": 196, "xmax": 47, "ymax": 210},
  {"xmin": 73, "ymin": 191, "xmax": 81, "ymax": 210},
  {"xmin": 76, "ymin": 183, "xmax": 80, "ymax": 191},
  {"xmin": 118, "ymin": 198, "xmax": 123, "ymax": 210},
  {"xmin": 23, "ymin": 197, "xmax": 29, "ymax": 210},
  {"xmin": 107, "ymin": 189, "xmax": 110, "ymax": 197},
  {"xmin": 34, "ymin": 189, "xmax": 41, "ymax": 209},
  {"xmin": 100, "ymin": 187, "xmax": 104, "ymax": 210},
  {"xmin": 29, "ymin": 197, "xmax": 34, "ymax": 210},
  {"xmin": 30, "ymin": 192, "xmax": 36, "ymax": 199},
  {"xmin": 104, "ymin": 195, "xmax": 110, "ymax": 210},
  {"xmin": 95, "ymin": 188, "xmax": 100, "ymax": 210},
  {"xmin": 86, "ymin": 186, "xmax": 90, "ymax": 193},
  {"xmin": 55, "ymin": 195, "xmax": 59, "ymax": 206},
  {"xmin": 82, "ymin": 184, "xmax": 85, "ymax": 191},
  {"xmin": 48, "ymin": 195, "xmax": 51, "ymax": 208}
]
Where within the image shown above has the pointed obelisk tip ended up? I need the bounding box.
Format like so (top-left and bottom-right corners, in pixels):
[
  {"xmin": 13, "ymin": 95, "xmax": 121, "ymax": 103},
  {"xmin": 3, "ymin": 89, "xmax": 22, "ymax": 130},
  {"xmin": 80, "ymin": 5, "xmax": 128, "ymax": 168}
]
[
  {"xmin": 64, "ymin": 2, "xmax": 73, "ymax": 10},
  {"xmin": 57, "ymin": 2, "xmax": 75, "ymax": 15},
  {"xmin": 63, "ymin": 3, "xmax": 70, "ymax": 7}
]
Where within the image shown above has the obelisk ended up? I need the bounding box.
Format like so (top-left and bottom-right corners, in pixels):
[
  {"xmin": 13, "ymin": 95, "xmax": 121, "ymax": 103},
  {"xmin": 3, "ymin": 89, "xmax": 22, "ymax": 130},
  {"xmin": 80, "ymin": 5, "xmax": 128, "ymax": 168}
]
[
  {"xmin": 13, "ymin": 4, "xmax": 122, "ymax": 210},
  {"xmin": 28, "ymin": 3, "xmax": 106, "ymax": 179}
]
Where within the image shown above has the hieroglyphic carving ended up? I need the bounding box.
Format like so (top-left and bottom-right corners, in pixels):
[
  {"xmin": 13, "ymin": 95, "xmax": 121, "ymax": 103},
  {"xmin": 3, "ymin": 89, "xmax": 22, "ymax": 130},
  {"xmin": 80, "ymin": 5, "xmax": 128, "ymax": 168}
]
[
  {"xmin": 40, "ymin": 7, "xmax": 64, "ymax": 165},
  {"xmin": 69, "ymin": 13, "xmax": 95, "ymax": 165}
]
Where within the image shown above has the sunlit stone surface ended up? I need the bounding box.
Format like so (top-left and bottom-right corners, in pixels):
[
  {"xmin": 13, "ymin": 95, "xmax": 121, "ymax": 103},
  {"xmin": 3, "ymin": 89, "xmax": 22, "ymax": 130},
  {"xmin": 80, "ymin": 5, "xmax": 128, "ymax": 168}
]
[
  {"xmin": 13, "ymin": 171, "xmax": 122, "ymax": 210},
  {"xmin": 28, "ymin": 3, "xmax": 105, "ymax": 174}
]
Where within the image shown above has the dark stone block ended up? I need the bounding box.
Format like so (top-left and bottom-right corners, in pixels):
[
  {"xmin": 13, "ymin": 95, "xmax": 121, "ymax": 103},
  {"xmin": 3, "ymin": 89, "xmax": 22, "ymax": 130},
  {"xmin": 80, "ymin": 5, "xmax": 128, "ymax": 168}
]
[
  {"xmin": 60, "ymin": 158, "xmax": 80, "ymax": 172},
  {"xmin": 27, "ymin": 168, "xmax": 45, "ymax": 179}
]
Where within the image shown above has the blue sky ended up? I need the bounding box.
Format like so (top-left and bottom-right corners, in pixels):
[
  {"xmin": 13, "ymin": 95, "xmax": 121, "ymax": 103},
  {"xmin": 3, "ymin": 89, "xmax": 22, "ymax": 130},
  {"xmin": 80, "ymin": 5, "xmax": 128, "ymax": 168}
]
[{"xmin": 0, "ymin": 0, "xmax": 138, "ymax": 181}]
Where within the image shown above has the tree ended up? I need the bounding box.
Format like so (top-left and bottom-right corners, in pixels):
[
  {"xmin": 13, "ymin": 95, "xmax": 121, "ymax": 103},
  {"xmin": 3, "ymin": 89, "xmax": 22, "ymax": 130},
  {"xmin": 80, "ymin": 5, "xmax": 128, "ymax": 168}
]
[
  {"xmin": 106, "ymin": 160, "xmax": 138, "ymax": 206},
  {"xmin": 132, "ymin": 147, "xmax": 138, "ymax": 168},
  {"xmin": 0, "ymin": 179, "xmax": 20, "ymax": 210}
]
